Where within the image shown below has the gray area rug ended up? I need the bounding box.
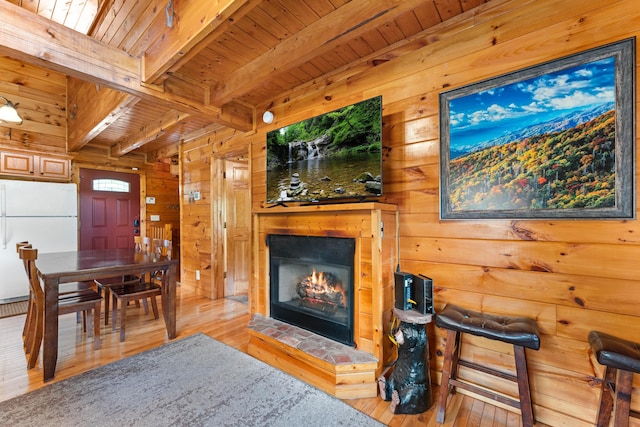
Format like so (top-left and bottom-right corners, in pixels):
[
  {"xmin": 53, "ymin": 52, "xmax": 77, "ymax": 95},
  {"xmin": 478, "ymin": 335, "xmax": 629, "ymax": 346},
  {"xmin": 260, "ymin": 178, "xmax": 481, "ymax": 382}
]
[
  {"xmin": 0, "ymin": 300, "xmax": 28, "ymax": 319},
  {"xmin": 0, "ymin": 333, "xmax": 383, "ymax": 427}
]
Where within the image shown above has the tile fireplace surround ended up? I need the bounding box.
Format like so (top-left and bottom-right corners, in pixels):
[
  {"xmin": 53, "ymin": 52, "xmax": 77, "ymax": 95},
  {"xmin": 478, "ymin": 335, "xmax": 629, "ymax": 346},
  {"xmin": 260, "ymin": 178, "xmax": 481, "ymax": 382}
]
[{"xmin": 249, "ymin": 203, "xmax": 398, "ymax": 399}]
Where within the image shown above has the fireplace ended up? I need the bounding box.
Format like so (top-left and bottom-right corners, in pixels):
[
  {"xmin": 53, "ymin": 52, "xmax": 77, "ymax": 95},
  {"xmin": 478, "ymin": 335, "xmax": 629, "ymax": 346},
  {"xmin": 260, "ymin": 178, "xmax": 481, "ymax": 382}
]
[{"xmin": 268, "ymin": 234, "xmax": 355, "ymax": 346}]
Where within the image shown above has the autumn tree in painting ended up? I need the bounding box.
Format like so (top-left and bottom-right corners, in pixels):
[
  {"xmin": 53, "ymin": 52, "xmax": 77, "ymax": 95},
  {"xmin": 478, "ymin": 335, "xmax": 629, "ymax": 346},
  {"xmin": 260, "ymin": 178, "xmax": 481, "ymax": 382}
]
[{"xmin": 448, "ymin": 110, "xmax": 616, "ymax": 212}]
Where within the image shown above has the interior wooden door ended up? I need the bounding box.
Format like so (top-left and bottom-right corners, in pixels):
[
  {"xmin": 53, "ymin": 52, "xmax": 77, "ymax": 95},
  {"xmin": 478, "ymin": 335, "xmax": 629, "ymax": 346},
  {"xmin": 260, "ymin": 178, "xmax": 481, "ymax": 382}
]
[
  {"xmin": 79, "ymin": 169, "xmax": 140, "ymax": 250},
  {"xmin": 224, "ymin": 158, "xmax": 250, "ymax": 296}
]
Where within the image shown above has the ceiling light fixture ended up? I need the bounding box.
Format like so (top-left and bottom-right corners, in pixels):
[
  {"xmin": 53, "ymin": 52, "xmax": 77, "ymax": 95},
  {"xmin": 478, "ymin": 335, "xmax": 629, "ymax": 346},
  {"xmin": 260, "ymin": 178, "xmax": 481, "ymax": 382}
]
[
  {"xmin": 0, "ymin": 96, "xmax": 23, "ymax": 125},
  {"xmin": 262, "ymin": 111, "xmax": 274, "ymax": 124}
]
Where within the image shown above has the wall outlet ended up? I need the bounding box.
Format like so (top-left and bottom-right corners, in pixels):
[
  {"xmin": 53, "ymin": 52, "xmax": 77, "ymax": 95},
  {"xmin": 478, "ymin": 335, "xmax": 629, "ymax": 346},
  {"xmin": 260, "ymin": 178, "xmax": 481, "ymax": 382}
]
[
  {"xmin": 195, "ymin": 270, "xmax": 200, "ymax": 280},
  {"xmin": 150, "ymin": 214, "xmax": 160, "ymax": 221}
]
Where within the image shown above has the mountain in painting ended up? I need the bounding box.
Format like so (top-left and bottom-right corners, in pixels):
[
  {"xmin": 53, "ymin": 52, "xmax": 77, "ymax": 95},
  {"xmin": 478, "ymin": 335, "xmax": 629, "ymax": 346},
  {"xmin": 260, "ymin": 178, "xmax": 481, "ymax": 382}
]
[{"xmin": 450, "ymin": 102, "xmax": 615, "ymax": 160}]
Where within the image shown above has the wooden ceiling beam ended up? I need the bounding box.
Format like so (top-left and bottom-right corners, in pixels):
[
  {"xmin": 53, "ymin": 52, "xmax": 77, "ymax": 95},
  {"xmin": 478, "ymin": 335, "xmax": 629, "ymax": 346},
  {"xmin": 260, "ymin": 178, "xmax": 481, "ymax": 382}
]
[
  {"xmin": 111, "ymin": 109, "xmax": 191, "ymax": 156},
  {"xmin": 209, "ymin": 0, "xmax": 426, "ymax": 106},
  {"xmin": 142, "ymin": 0, "xmax": 259, "ymax": 85},
  {"xmin": 146, "ymin": 142, "xmax": 181, "ymax": 163},
  {"xmin": 0, "ymin": 1, "xmax": 253, "ymax": 132}
]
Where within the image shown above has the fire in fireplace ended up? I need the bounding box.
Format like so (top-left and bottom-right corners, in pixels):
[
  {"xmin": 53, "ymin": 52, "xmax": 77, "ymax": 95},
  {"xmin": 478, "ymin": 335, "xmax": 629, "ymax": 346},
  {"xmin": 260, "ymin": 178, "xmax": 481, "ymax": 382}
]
[{"xmin": 268, "ymin": 234, "xmax": 355, "ymax": 345}]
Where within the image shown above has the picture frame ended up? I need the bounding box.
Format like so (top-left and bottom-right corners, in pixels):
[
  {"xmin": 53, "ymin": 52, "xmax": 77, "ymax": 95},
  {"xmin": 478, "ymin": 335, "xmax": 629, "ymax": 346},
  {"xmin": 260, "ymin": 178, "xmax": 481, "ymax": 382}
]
[{"xmin": 439, "ymin": 38, "xmax": 635, "ymax": 220}]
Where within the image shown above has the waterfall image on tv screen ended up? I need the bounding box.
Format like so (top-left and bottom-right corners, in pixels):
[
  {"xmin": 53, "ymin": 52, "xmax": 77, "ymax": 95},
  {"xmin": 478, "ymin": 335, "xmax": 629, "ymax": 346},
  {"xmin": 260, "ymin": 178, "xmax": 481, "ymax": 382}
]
[{"xmin": 266, "ymin": 96, "xmax": 382, "ymax": 204}]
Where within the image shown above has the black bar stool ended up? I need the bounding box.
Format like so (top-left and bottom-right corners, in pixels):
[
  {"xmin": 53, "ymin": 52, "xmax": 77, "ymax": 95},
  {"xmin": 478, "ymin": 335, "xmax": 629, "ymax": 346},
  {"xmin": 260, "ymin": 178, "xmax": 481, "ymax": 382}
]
[
  {"xmin": 588, "ymin": 331, "xmax": 640, "ymax": 427},
  {"xmin": 435, "ymin": 304, "xmax": 541, "ymax": 427}
]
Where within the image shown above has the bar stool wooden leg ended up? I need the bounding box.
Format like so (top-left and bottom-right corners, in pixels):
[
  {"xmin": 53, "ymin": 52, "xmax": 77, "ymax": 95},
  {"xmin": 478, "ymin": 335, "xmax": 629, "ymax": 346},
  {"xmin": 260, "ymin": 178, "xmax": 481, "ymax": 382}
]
[
  {"xmin": 596, "ymin": 365, "xmax": 616, "ymax": 426},
  {"xmin": 613, "ymin": 369, "xmax": 633, "ymax": 427},
  {"xmin": 436, "ymin": 329, "xmax": 461, "ymax": 423},
  {"xmin": 514, "ymin": 345, "xmax": 534, "ymax": 427}
]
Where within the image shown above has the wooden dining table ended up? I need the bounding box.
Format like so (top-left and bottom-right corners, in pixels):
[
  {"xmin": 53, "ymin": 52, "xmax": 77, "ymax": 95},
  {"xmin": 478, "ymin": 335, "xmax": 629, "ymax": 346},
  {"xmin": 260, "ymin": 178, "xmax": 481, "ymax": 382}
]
[{"xmin": 35, "ymin": 248, "xmax": 179, "ymax": 382}]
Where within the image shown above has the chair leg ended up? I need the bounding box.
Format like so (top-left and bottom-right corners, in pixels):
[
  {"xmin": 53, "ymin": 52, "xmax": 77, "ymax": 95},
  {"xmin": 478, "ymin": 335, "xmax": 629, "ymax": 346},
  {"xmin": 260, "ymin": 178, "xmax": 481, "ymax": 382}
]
[
  {"xmin": 436, "ymin": 329, "xmax": 461, "ymax": 424},
  {"xmin": 81, "ymin": 311, "xmax": 88, "ymax": 332},
  {"xmin": 26, "ymin": 302, "xmax": 44, "ymax": 369},
  {"xmin": 93, "ymin": 301, "xmax": 101, "ymax": 350},
  {"xmin": 22, "ymin": 291, "xmax": 33, "ymax": 340},
  {"xmin": 103, "ymin": 288, "xmax": 110, "ymax": 325},
  {"xmin": 514, "ymin": 345, "xmax": 535, "ymax": 427},
  {"xmin": 150, "ymin": 296, "xmax": 159, "ymax": 319},
  {"xmin": 119, "ymin": 297, "xmax": 128, "ymax": 342},
  {"xmin": 111, "ymin": 293, "xmax": 118, "ymax": 332},
  {"xmin": 596, "ymin": 366, "xmax": 616, "ymax": 427},
  {"xmin": 24, "ymin": 298, "xmax": 37, "ymax": 354},
  {"xmin": 613, "ymin": 369, "xmax": 633, "ymax": 427}
]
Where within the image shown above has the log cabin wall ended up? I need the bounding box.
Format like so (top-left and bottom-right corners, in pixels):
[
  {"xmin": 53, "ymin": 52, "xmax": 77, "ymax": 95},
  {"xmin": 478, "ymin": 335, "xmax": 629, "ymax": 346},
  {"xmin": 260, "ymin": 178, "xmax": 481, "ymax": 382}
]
[
  {"xmin": 180, "ymin": 128, "xmax": 250, "ymax": 299},
  {"xmin": 179, "ymin": 0, "xmax": 638, "ymax": 424},
  {"xmin": 181, "ymin": 139, "xmax": 213, "ymax": 298},
  {"xmin": 0, "ymin": 56, "xmax": 66, "ymax": 154}
]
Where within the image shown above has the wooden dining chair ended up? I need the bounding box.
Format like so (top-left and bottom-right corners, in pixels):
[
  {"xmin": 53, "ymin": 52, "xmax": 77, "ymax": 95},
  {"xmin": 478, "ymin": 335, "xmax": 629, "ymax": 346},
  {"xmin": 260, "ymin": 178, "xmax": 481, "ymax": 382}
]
[
  {"xmin": 17, "ymin": 241, "xmax": 96, "ymax": 344},
  {"xmin": 16, "ymin": 241, "xmax": 33, "ymax": 341},
  {"xmin": 96, "ymin": 235, "xmax": 153, "ymax": 326},
  {"xmin": 101, "ymin": 274, "xmax": 162, "ymax": 342},
  {"xmin": 149, "ymin": 239, "xmax": 173, "ymax": 286},
  {"xmin": 19, "ymin": 246, "xmax": 102, "ymax": 369},
  {"xmin": 150, "ymin": 223, "xmax": 172, "ymax": 241}
]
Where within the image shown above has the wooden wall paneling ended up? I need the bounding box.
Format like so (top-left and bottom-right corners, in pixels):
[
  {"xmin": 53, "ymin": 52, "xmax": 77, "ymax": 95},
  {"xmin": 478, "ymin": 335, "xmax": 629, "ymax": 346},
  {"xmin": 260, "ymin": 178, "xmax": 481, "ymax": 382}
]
[
  {"xmin": 401, "ymin": 260, "xmax": 640, "ymax": 318},
  {"xmin": 557, "ymin": 305, "xmax": 640, "ymax": 344},
  {"xmin": 170, "ymin": 0, "xmax": 640, "ymax": 424},
  {"xmin": 432, "ymin": 288, "xmax": 557, "ymax": 335},
  {"xmin": 181, "ymin": 138, "xmax": 213, "ymax": 297},
  {"xmin": 402, "ymin": 236, "xmax": 639, "ymax": 281},
  {"xmin": 211, "ymin": 156, "xmax": 225, "ymax": 300},
  {"xmin": 401, "ymin": 210, "xmax": 640, "ymax": 245},
  {"xmin": 0, "ymin": 55, "xmax": 67, "ymax": 152}
]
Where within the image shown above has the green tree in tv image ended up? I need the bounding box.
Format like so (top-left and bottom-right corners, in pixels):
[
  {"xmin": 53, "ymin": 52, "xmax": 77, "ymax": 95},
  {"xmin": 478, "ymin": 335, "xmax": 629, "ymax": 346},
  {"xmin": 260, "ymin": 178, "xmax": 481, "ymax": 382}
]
[{"xmin": 266, "ymin": 97, "xmax": 382, "ymax": 203}]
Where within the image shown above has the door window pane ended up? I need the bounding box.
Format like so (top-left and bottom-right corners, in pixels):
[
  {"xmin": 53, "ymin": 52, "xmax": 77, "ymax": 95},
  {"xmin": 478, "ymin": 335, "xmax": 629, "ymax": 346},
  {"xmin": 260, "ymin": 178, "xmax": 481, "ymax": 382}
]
[{"xmin": 92, "ymin": 179, "xmax": 130, "ymax": 193}]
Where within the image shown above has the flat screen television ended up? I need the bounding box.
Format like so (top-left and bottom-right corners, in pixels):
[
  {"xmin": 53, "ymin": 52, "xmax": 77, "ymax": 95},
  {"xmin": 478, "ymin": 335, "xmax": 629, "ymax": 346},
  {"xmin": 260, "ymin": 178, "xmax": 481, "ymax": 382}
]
[{"xmin": 266, "ymin": 95, "xmax": 383, "ymax": 204}]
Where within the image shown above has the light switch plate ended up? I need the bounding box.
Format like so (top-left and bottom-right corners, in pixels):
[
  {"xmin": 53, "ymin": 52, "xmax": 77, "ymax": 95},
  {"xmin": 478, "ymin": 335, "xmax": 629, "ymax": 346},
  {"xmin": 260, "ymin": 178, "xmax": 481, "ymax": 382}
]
[
  {"xmin": 146, "ymin": 196, "xmax": 156, "ymax": 204},
  {"xmin": 193, "ymin": 191, "xmax": 201, "ymax": 201},
  {"xmin": 150, "ymin": 214, "xmax": 160, "ymax": 221}
]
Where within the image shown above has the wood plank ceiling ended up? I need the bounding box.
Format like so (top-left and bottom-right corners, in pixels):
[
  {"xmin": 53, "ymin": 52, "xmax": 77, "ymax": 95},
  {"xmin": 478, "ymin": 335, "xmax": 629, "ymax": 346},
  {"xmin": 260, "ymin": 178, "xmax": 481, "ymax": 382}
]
[{"xmin": 0, "ymin": 0, "xmax": 491, "ymax": 162}]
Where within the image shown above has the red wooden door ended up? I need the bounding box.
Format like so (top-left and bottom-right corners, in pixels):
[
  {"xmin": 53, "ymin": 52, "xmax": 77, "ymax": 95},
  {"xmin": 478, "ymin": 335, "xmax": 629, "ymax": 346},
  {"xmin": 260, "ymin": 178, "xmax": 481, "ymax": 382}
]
[{"xmin": 79, "ymin": 169, "xmax": 140, "ymax": 250}]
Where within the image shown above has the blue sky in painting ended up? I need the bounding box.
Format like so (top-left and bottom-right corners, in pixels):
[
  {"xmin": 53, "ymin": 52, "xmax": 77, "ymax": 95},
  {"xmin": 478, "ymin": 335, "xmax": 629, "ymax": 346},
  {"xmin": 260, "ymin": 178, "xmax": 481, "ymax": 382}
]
[{"xmin": 448, "ymin": 57, "xmax": 616, "ymax": 152}]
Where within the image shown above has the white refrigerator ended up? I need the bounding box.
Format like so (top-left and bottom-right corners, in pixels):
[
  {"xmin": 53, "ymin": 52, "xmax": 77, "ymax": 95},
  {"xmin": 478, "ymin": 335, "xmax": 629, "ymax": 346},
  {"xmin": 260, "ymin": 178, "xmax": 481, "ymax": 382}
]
[{"xmin": 0, "ymin": 179, "xmax": 78, "ymax": 302}]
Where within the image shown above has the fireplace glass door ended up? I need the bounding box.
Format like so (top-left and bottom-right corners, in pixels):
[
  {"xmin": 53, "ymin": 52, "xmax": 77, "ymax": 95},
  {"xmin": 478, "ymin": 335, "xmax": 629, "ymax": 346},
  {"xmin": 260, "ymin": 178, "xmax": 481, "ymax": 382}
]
[{"xmin": 268, "ymin": 234, "xmax": 355, "ymax": 345}]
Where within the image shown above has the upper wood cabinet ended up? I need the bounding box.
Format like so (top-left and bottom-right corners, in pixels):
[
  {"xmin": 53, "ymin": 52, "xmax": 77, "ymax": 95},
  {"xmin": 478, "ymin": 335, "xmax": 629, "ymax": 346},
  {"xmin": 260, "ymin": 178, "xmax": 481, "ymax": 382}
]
[{"xmin": 0, "ymin": 150, "xmax": 71, "ymax": 181}]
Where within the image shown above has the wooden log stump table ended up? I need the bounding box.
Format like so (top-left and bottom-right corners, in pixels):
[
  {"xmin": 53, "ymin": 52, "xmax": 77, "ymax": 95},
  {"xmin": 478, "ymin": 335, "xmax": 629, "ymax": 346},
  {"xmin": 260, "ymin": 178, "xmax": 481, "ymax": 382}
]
[{"xmin": 378, "ymin": 308, "xmax": 433, "ymax": 414}]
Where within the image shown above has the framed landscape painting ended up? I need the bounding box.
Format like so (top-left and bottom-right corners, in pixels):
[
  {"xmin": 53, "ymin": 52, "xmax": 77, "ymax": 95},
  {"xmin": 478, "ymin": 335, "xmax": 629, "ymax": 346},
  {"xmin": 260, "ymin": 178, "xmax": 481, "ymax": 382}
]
[{"xmin": 439, "ymin": 38, "xmax": 635, "ymax": 219}]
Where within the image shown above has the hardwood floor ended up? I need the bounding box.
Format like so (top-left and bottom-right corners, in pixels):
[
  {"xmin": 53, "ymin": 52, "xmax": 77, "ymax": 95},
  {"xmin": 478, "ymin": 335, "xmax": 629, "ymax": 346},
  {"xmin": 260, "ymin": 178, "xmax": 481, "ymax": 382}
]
[{"xmin": 0, "ymin": 285, "xmax": 531, "ymax": 426}]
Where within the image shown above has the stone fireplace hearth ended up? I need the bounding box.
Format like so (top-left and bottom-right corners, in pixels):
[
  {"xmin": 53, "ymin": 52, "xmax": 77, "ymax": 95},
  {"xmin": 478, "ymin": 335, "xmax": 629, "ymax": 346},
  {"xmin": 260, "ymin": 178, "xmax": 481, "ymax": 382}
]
[{"xmin": 249, "ymin": 203, "xmax": 398, "ymax": 399}]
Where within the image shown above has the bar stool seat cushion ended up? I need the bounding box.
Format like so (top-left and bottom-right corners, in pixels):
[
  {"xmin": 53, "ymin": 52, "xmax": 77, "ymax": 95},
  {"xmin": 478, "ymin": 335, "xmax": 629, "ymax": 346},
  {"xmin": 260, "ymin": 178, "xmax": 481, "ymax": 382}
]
[
  {"xmin": 435, "ymin": 304, "xmax": 540, "ymax": 350},
  {"xmin": 588, "ymin": 330, "xmax": 640, "ymax": 374}
]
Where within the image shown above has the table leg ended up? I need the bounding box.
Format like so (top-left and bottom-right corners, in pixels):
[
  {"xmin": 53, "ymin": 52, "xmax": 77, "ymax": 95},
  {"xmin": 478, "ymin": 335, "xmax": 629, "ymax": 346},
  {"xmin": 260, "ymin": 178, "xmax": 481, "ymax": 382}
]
[
  {"xmin": 43, "ymin": 277, "xmax": 59, "ymax": 382},
  {"xmin": 164, "ymin": 265, "xmax": 177, "ymax": 338}
]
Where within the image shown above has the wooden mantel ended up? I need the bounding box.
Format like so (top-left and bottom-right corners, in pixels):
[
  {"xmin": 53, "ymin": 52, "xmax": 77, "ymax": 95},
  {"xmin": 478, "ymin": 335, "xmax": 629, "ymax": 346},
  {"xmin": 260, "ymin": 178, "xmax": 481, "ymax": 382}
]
[{"xmin": 250, "ymin": 202, "xmax": 398, "ymax": 398}]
